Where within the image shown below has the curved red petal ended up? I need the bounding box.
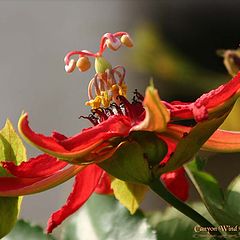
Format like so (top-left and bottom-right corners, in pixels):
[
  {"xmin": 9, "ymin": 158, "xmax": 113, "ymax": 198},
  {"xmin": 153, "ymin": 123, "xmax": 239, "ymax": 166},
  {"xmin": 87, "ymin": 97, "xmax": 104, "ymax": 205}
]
[
  {"xmin": 0, "ymin": 165, "xmax": 83, "ymax": 196},
  {"xmin": 204, "ymin": 71, "xmax": 240, "ymax": 109},
  {"xmin": 47, "ymin": 164, "xmax": 104, "ymax": 233},
  {"xmin": 203, "ymin": 129, "xmax": 240, "ymax": 152},
  {"xmin": 169, "ymin": 72, "xmax": 240, "ymax": 120},
  {"xmin": 157, "ymin": 135, "xmax": 177, "ymax": 166},
  {"xmin": 51, "ymin": 131, "xmax": 68, "ymax": 141},
  {"xmin": 19, "ymin": 113, "xmax": 131, "ymax": 160},
  {"xmin": 2, "ymin": 154, "xmax": 68, "ymax": 178},
  {"xmin": 60, "ymin": 115, "xmax": 131, "ymax": 151},
  {"xmin": 161, "ymin": 167, "xmax": 189, "ymax": 201},
  {"xmin": 94, "ymin": 171, "xmax": 113, "ymax": 194}
]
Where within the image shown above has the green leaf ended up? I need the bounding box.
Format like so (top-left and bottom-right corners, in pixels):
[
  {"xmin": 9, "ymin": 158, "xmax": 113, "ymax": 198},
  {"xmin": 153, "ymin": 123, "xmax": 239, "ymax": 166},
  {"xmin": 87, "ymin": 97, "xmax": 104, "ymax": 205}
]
[
  {"xmin": 147, "ymin": 202, "xmax": 213, "ymax": 240},
  {"xmin": 0, "ymin": 119, "xmax": 27, "ymax": 166},
  {"xmin": 2, "ymin": 219, "xmax": 56, "ymax": 240},
  {"xmin": 111, "ymin": 178, "xmax": 148, "ymax": 214},
  {"xmin": 186, "ymin": 158, "xmax": 240, "ymax": 225},
  {"xmin": 225, "ymin": 176, "xmax": 240, "ymax": 223},
  {"xmin": 0, "ymin": 119, "xmax": 27, "ymax": 238},
  {"xmin": 99, "ymin": 141, "xmax": 152, "ymax": 184},
  {"xmin": 61, "ymin": 194, "xmax": 157, "ymax": 240}
]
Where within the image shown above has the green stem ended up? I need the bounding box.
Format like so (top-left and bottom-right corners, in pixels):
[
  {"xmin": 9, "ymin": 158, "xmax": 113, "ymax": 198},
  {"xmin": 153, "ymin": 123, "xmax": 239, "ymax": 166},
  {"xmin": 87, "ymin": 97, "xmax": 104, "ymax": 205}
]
[{"xmin": 149, "ymin": 178, "xmax": 226, "ymax": 240}]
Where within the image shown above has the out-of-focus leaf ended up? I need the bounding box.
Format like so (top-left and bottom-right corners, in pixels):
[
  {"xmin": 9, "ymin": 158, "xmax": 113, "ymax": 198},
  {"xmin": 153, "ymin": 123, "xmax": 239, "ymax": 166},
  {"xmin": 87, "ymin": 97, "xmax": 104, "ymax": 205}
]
[
  {"xmin": 2, "ymin": 219, "xmax": 55, "ymax": 240},
  {"xmin": 61, "ymin": 194, "xmax": 157, "ymax": 240},
  {"xmin": 221, "ymin": 99, "xmax": 240, "ymax": 131},
  {"xmin": 225, "ymin": 175, "xmax": 240, "ymax": 222},
  {"xmin": 186, "ymin": 158, "xmax": 240, "ymax": 225},
  {"xmin": 111, "ymin": 178, "xmax": 148, "ymax": 214},
  {"xmin": 131, "ymin": 25, "xmax": 227, "ymax": 96},
  {"xmin": 0, "ymin": 120, "xmax": 26, "ymax": 238},
  {"xmin": 147, "ymin": 202, "xmax": 212, "ymax": 240}
]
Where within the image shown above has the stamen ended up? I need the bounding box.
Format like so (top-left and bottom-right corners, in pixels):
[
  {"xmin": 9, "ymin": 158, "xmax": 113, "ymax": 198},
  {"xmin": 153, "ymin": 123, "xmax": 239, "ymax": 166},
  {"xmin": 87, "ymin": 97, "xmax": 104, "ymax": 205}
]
[
  {"xmin": 65, "ymin": 32, "xmax": 133, "ymax": 108},
  {"xmin": 117, "ymin": 95, "xmax": 134, "ymax": 119},
  {"xmin": 133, "ymin": 89, "xmax": 144, "ymax": 101},
  {"xmin": 110, "ymin": 103, "xmax": 124, "ymax": 115},
  {"xmin": 79, "ymin": 114, "xmax": 99, "ymax": 126},
  {"xmin": 91, "ymin": 108, "xmax": 108, "ymax": 122}
]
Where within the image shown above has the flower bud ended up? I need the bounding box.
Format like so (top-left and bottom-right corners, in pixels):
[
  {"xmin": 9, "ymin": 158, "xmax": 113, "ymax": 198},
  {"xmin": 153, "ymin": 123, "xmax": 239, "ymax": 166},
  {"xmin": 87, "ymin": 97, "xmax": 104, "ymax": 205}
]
[
  {"xmin": 95, "ymin": 56, "xmax": 112, "ymax": 74},
  {"xmin": 64, "ymin": 59, "xmax": 76, "ymax": 73},
  {"xmin": 106, "ymin": 37, "xmax": 121, "ymax": 51},
  {"xmin": 76, "ymin": 56, "xmax": 91, "ymax": 72},
  {"xmin": 121, "ymin": 34, "xmax": 133, "ymax": 48}
]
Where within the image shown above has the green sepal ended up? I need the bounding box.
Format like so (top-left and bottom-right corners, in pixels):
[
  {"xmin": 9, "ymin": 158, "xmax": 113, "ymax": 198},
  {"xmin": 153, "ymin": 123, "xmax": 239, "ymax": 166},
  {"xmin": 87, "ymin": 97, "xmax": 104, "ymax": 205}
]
[
  {"xmin": 0, "ymin": 119, "xmax": 26, "ymax": 238},
  {"xmin": 130, "ymin": 131, "xmax": 167, "ymax": 166},
  {"xmin": 111, "ymin": 178, "xmax": 148, "ymax": 214},
  {"xmin": 160, "ymin": 111, "xmax": 230, "ymax": 174},
  {"xmin": 99, "ymin": 140, "xmax": 152, "ymax": 184},
  {"xmin": 94, "ymin": 56, "xmax": 112, "ymax": 74}
]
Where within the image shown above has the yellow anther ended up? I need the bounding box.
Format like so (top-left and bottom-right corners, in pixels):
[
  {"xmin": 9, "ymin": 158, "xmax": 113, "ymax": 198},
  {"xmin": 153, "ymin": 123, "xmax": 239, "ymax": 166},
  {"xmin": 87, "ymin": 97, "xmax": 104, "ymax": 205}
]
[
  {"xmin": 111, "ymin": 84, "xmax": 119, "ymax": 92},
  {"xmin": 119, "ymin": 82, "xmax": 127, "ymax": 96},
  {"xmin": 100, "ymin": 91, "xmax": 111, "ymax": 108},
  {"xmin": 120, "ymin": 34, "xmax": 133, "ymax": 48},
  {"xmin": 106, "ymin": 38, "xmax": 121, "ymax": 51},
  {"xmin": 65, "ymin": 59, "xmax": 76, "ymax": 73},
  {"xmin": 76, "ymin": 56, "xmax": 91, "ymax": 72},
  {"xmin": 85, "ymin": 96, "xmax": 102, "ymax": 109}
]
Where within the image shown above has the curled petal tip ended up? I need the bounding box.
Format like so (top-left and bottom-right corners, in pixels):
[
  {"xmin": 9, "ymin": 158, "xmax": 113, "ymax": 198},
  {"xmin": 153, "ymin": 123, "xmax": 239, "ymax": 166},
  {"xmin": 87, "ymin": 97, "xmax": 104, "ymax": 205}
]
[
  {"xmin": 65, "ymin": 59, "xmax": 76, "ymax": 73},
  {"xmin": 106, "ymin": 38, "xmax": 121, "ymax": 51}
]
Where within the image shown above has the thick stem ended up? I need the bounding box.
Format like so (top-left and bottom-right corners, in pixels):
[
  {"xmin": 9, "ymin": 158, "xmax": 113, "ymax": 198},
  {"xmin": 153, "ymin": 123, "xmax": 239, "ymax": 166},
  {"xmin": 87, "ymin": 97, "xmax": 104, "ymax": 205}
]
[{"xmin": 149, "ymin": 178, "xmax": 226, "ymax": 240}]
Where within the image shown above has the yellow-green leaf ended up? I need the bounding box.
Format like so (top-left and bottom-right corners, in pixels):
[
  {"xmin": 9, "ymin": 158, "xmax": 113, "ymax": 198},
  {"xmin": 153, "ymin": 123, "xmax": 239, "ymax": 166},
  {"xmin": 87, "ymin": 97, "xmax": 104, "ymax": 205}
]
[
  {"xmin": 0, "ymin": 119, "xmax": 26, "ymax": 238},
  {"xmin": 111, "ymin": 178, "xmax": 148, "ymax": 214}
]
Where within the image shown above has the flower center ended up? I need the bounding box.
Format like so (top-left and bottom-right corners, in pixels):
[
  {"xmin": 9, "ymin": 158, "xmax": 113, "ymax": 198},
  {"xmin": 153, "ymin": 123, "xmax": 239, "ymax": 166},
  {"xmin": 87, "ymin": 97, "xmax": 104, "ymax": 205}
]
[
  {"xmin": 64, "ymin": 32, "xmax": 133, "ymax": 109},
  {"xmin": 79, "ymin": 90, "xmax": 145, "ymax": 126}
]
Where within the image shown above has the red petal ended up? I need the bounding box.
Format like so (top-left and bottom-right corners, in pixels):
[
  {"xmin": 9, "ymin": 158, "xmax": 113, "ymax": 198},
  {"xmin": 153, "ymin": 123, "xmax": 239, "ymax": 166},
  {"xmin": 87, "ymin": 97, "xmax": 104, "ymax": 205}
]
[
  {"xmin": 51, "ymin": 131, "xmax": 68, "ymax": 141},
  {"xmin": 95, "ymin": 171, "xmax": 113, "ymax": 194},
  {"xmin": 0, "ymin": 165, "xmax": 84, "ymax": 196},
  {"xmin": 204, "ymin": 72, "xmax": 240, "ymax": 109},
  {"xmin": 169, "ymin": 72, "xmax": 240, "ymax": 120},
  {"xmin": 157, "ymin": 135, "xmax": 177, "ymax": 166},
  {"xmin": 18, "ymin": 113, "xmax": 131, "ymax": 160},
  {"xmin": 203, "ymin": 129, "xmax": 240, "ymax": 152},
  {"xmin": 47, "ymin": 164, "xmax": 104, "ymax": 233},
  {"xmin": 165, "ymin": 123, "xmax": 240, "ymax": 153},
  {"xmin": 2, "ymin": 154, "xmax": 68, "ymax": 178},
  {"xmin": 161, "ymin": 167, "xmax": 189, "ymax": 201}
]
